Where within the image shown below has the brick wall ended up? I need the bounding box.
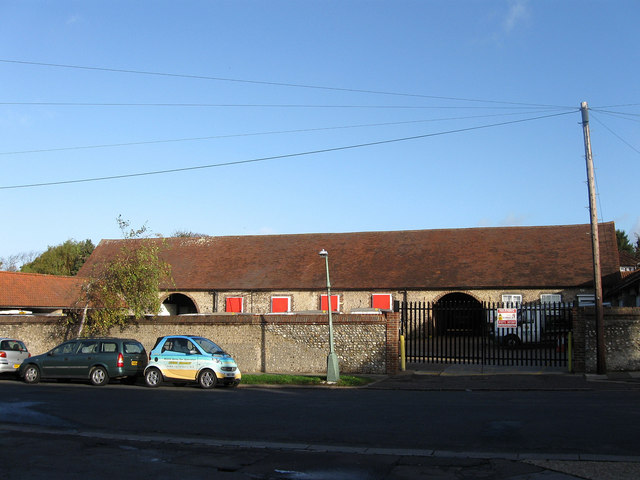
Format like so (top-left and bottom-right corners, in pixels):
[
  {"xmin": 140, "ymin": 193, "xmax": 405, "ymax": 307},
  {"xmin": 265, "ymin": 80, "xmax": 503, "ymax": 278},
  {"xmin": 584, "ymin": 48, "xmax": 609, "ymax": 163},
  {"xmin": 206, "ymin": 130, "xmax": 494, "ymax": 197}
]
[
  {"xmin": 572, "ymin": 307, "xmax": 640, "ymax": 373},
  {"xmin": 0, "ymin": 312, "xmax": 400, "ymax": 375}
]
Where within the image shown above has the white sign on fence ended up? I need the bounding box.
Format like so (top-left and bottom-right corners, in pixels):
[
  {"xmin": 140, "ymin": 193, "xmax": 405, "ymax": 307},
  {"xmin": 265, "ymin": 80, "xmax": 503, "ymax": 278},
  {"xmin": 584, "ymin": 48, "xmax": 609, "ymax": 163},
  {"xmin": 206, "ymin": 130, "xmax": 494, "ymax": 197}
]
[{"xmin": 496, "ymin": 308, "xmax": 518, "ymax": 328}]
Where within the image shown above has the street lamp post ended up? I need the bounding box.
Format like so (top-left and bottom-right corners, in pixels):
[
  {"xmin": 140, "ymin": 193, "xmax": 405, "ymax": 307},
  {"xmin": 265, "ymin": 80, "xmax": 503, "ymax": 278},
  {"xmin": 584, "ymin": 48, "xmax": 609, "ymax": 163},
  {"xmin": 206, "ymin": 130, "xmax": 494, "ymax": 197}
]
[{"xmin": 319, "ymin": 249, "xmax": 340, "ymax": 383}]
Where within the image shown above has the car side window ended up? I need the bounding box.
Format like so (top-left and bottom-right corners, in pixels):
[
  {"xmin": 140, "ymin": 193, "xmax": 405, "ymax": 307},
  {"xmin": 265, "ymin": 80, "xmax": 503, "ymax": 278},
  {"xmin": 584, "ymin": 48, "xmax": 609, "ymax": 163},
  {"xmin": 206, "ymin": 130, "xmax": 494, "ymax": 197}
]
[
  {"xmin": 172, "ymin": 338, "xmax": 190, "ymax": 354},
  {"xmin": 186, "ymin": 340, "xmax": 199, "ymax": 354},
  {"xmin": 53, "ymin": 342, "xmax": 77, "ymax": 355},
  {"xmin": 161, "ymin": 339, "xmax": 174, "ymax": 352},
  {"xmin": 77, "ymin": 341, "xmax": 99, "ymax": 354},
  {"xmin": 160, "ymin": 338, "xmax": 192, "ymax": 354},
  {"xmin": 101, "ymin": 342, "xmax": 118, "ymax": 353}
]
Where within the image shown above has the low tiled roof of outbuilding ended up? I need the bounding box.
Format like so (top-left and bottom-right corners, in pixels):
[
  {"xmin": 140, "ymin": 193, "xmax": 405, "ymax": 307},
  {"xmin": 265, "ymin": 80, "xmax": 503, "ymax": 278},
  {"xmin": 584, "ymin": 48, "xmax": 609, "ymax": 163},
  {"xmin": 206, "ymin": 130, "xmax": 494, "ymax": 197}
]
[
  {"xmin": 77, "ymin": 223, "xmax": 620, "ymax": 292},
  {"xmin": 619, "ymin": 250, "xmax": 639, "ymax": 268},
  {"xmin": 606, "ymin": 268, "xmax": 640, "ymax": 298},
  {"xmin": 0, "ymin": 271, "xmax": 85, "ymax": 308}
]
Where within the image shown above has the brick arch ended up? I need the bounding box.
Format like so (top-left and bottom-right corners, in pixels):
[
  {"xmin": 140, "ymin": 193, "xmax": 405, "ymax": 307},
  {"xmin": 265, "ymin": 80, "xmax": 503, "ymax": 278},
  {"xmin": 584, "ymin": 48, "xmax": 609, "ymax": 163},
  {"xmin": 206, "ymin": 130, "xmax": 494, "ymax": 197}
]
[
  {"xmin": 160, "ymin": 293, "xmax": 199, "ymax": 315},
  {"xmin": 433, "ymin": 291, "xmax": 482, "ymax": 304},
  {"xmin": 433, "ymin": 292, "xmax": 484, "ymax": 336}
]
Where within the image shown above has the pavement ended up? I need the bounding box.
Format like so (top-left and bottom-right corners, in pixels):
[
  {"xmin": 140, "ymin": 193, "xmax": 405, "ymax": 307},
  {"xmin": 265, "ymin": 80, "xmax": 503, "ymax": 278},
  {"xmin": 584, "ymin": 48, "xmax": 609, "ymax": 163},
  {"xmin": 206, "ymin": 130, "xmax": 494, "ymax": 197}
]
[{"xmin": 366, "ymin": 363, "xmax": 640, "ymax": 392}]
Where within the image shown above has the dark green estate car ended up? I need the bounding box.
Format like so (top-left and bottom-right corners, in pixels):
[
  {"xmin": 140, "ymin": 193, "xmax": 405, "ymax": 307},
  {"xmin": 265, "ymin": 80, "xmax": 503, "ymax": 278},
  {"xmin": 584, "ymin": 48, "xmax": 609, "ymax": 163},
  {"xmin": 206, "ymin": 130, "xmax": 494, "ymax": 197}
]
[{"xmin": 19, "ymin": 338, "xmax": 147, "ymax": 386}]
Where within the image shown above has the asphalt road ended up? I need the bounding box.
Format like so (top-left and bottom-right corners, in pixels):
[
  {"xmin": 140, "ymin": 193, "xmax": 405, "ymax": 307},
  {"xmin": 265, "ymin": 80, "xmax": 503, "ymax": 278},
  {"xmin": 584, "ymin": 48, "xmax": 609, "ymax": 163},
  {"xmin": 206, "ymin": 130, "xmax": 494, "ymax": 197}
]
[
  {"xmin": 1, "ymin": 378, "xmax": 639, "ymax": 479},
  {"xmin": 1, "ymin": 378, "xmax": 639, "ymax": 454}
]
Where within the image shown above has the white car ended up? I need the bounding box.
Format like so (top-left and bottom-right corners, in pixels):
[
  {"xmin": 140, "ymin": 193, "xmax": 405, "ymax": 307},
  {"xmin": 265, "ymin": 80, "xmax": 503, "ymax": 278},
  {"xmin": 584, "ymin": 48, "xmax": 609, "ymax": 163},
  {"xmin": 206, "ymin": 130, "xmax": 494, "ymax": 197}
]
[
  {"xmin": 0, "ymin": 338, "xmax": 30, "ymax": 374},
  {"xmin": 144, "ymin": 335, "xmax": 241, "ymax": 389}
]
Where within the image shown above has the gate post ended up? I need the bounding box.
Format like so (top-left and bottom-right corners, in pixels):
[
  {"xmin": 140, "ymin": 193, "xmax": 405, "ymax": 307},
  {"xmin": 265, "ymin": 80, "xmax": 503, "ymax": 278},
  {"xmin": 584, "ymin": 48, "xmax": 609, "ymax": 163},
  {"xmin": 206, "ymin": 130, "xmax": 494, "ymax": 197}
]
[{"xmin": 386, "ymin": 312, "xmax": 400, "ymax": 374}]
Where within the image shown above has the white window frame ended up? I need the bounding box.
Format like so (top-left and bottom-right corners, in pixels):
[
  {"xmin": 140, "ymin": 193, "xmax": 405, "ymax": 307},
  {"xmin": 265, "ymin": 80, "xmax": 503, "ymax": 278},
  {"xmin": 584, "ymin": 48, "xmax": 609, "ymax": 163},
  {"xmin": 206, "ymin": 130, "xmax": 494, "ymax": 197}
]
[
  {"xmin": 501, "ymin": 294, "xmax": 522, "ymax": 306},
  {"xmin": 577, "ymin": 294, "xmax": 596, "ymax": 306},
  {"xmin": 540, "ymin": 294, "xmax": 562, "ymax": 304},
  {"xmin": 270, "ymin": 296, "xmax": 291, "ymax": 313}
]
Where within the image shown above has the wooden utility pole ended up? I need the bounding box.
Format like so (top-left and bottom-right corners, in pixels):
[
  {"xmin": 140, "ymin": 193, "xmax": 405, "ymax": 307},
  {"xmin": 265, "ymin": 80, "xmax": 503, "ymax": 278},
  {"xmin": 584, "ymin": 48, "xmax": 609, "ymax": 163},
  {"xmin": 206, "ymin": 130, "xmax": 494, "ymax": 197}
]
[{"xmin": 580, "ymin": 101, "xmax": 606, "ymax": 374}]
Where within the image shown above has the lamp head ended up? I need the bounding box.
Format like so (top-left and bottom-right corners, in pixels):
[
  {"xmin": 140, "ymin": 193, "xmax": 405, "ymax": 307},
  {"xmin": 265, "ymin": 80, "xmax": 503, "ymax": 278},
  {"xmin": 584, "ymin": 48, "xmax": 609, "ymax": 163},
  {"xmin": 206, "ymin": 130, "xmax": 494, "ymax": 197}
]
[{"xmin": 318, "ymin": 249, "xmax": 328, "ymax": 257}]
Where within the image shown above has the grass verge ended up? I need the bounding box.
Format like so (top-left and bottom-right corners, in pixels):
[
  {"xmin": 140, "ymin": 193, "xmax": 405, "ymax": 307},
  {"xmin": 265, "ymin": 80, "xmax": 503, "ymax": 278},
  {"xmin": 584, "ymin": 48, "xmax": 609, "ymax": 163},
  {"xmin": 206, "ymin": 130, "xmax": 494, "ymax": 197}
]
[{"xmin": 241, "ymin": 374, "xmax": 375, "ymax": 387}]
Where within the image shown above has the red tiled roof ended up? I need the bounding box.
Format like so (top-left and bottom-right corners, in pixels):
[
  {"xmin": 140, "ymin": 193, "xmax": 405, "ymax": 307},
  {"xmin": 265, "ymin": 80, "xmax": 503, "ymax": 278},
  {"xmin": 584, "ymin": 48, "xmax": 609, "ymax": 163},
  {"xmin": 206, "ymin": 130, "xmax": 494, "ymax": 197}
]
[
  {"xmin": 619, "ymin": 250, "xmax": 639, "ymax": 267},
  {"xmin": 0, "ymin": 271, "xmax": 85, "ymax": 309},
  {"xmin": 78, "ymin": 223, "xmax": 620, "ymax": 291},
  {"xmin": 607, "ymin": 268, "xmax": 640, "ymax": 297}
]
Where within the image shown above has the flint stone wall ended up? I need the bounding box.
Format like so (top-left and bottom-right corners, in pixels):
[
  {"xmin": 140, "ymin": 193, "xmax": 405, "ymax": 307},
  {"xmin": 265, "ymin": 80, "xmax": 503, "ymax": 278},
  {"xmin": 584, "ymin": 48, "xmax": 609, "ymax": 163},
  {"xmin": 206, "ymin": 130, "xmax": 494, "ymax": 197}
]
[
  {"xmin": 0, "ymin": 313, "xmax": 400, "ymax": 375},
  {"xmin": 572, "ymin": 307, "xmax": 640, "ymax": 373}
]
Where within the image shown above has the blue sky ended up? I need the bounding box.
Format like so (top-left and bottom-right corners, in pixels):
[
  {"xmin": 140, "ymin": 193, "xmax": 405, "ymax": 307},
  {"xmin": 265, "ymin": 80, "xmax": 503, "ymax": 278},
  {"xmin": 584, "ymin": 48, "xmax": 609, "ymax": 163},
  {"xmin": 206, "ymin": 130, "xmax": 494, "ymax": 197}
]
[{"xmin": 1, "ymin": 1, "xmax": 638, "ymax": 260}]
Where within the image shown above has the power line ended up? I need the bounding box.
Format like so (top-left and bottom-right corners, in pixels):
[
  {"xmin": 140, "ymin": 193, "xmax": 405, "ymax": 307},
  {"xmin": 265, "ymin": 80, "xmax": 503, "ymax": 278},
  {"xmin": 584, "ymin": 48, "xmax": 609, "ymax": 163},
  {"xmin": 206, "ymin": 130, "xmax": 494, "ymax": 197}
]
[
  {"xmin": 589, "ymin": 108, "xmax": 640, "ymax": 121},
  {"xmin": 0, "ymin": 101, "xmax": 571, "ymax": 110},
  {"xmin": 591, "ymin": 112, "xmax": 640, "ymax": 155},
  {"xmin": 0, "ymin": 58, "xmax": 573, "ymax": 109},
  {"xmin": 0, "ymin": 109, "xmax": 567, "ymax": 156},
  {"xmin": 591, "ymin": 103, "xmax": 640, "ymax": 108},
  {"xmin": 0, "ymin": 110, "xmax": 576, "ymax": 190}
]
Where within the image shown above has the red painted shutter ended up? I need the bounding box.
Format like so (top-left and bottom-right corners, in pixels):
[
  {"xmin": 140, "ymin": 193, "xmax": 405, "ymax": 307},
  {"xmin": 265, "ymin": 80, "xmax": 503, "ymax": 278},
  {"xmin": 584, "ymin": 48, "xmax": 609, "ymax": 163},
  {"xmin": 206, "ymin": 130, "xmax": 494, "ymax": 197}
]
[
  {"xmin": 225, "ymin": 297, "xmax": 243, "ymax": 313},
  {"xmin": 271, "ymin": 297, "xmax": 290, "ymax": 313},
  {"xmin": 372, "ymin": 294, "xmax": 392, "ymax": 310},
  {"xmin": 320, "ymin": 295, "xmax": 339, "ymax": 312}
]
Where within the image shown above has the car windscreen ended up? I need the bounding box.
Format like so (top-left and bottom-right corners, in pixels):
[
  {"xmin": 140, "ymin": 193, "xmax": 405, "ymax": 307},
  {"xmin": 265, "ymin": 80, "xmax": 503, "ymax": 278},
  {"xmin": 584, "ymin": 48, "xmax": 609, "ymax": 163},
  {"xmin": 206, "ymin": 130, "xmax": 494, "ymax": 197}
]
[
  {"xmin": 193, "ymin": 337, "xmax": 225, "ymax": 355},
  {"xmin": 0, "ymin": 339, "xmax": 26, "ymax": 352}
]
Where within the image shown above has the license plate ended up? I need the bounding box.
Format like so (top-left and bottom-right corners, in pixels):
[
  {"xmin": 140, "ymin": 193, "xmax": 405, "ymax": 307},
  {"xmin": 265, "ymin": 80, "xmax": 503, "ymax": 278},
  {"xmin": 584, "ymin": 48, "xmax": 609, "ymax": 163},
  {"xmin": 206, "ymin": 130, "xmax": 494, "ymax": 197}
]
[
  {"xmin": 225, "ymin": 373, "xmax": 235, "ymax": 377},
  {"xmin": 13, "ymin": 364, "xmax": 20, "ymax": 369},
  {"xmin": 131, "ymin": 361, "xmax": 138, "ymax": 366}
]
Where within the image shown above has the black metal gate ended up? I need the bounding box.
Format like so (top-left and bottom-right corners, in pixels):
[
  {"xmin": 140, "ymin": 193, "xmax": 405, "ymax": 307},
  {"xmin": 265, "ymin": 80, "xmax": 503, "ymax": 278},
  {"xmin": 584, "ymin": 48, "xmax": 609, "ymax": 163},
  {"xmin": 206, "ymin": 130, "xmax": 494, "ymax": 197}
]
[{"xmin": 397, "ymin": 301, "xmax": 572, "ymax": 367}]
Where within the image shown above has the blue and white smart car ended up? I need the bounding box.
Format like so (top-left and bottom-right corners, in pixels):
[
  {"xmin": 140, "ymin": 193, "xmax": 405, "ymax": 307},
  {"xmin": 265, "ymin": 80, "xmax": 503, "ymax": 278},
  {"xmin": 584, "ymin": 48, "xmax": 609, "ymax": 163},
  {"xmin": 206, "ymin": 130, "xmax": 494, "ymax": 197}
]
[{"xmin": 144, "ymin": 335, "xmax": 241, "ymax": 389}]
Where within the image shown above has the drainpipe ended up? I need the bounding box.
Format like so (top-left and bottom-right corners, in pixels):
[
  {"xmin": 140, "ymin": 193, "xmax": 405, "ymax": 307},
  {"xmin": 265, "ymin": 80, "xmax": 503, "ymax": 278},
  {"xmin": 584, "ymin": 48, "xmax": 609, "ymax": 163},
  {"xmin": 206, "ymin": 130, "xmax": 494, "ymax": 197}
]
[{"xmin": 211, "ymin": 291, "xmax": 217, "ymax": 313}]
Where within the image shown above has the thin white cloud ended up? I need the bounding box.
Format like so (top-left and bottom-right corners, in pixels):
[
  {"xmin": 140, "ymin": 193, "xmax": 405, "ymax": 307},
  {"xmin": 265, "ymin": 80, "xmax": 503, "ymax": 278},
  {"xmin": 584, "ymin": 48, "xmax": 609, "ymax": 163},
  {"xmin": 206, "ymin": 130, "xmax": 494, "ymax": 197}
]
[
  {"xmin": 475, "ymin": 218, "xmax": 493, "ymax": 227},
  {"xmin": 503, "ymin": 0, "xmax": 531, "ymax": 34},
  {"xmin": 499, "ymin": 213, "xmax": 528, "ymax": 226},
  {"xmin": 66, "ymin": 14, "xmax": 81, "ymax": 25},
  {"xmin": 474, "ymin": 0, "xmax": 532, "ymax": 46},
  {"xmin": 632, "ymin": 217, "xmax": 640, "ymax": 238},
  {"xmin": 474, "ymin": 214, "xmax": 527, "ymax": 228},
  {"xmin": 0, "ymin": 111, "xmax": 32, "ymax": 128},
  {"xmin": 256, "ymin": 227, "xmax": 277, "ymax": 235}
]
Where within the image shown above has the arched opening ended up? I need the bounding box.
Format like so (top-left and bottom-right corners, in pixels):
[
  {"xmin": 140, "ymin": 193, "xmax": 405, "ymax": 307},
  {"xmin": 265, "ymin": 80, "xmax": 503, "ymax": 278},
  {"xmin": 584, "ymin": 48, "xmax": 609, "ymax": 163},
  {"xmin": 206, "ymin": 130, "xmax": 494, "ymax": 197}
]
[
  {"xmin": 434, "ymin": 292, "xmax": 484, "ymax": 336},
  {"xmin": 160, "ymin": 293, "xmax": 198, "ymax": 315}
]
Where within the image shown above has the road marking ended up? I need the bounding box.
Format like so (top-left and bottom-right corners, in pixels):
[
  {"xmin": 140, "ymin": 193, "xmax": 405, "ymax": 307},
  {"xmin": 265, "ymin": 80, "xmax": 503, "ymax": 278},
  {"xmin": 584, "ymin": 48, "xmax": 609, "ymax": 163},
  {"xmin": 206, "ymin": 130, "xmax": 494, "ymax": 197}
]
[{"xmin": 1, "ymin": 422, "xmax": 640, "ymax": 463}]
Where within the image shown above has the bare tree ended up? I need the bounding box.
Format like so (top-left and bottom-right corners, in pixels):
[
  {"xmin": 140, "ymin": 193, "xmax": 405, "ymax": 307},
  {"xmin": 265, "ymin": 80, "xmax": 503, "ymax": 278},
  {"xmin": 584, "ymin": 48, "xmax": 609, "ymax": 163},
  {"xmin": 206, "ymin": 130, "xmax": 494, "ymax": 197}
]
[{"xmin": 0, "ymin": 251, "xmax": 40, "ymax": 272}]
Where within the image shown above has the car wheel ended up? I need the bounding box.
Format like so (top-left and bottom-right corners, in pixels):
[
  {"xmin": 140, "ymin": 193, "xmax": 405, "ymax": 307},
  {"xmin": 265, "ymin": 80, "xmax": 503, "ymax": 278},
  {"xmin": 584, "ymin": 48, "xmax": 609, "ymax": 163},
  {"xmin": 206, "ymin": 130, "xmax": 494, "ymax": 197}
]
[
  {"xmin": 504, "ymin": 334, "xmax": 521, "ymax": 348},
  {"xmin": 198, "ymin": 369, "xmax": 217, "ymax": 389},
  {"xmin": 144, "ymin": 368, "xmax": 162, "ymax": 388},
  {"xmin": 23, "ymin": 364, "xmax": 40, "ymax": 384},
  {"xmin": 90, "ymin": 366, "xmax": 109, "ymax": 386}
]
